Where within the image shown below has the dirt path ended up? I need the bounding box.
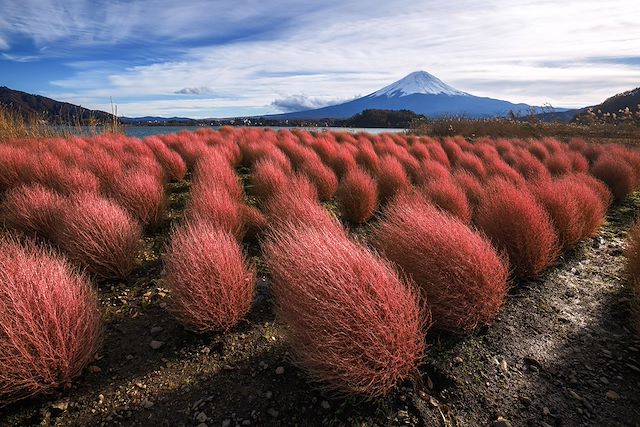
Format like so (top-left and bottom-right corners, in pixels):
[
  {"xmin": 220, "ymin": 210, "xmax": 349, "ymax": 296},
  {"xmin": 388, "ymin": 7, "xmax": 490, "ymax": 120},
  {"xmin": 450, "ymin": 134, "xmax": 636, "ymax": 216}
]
[
  {"xmin": 1, "ymin": 190, "xmax": 639, "ymax": 427},
  {"xmin": 428, "ymin": 193, "xmax": 640, "ymax": 427}
]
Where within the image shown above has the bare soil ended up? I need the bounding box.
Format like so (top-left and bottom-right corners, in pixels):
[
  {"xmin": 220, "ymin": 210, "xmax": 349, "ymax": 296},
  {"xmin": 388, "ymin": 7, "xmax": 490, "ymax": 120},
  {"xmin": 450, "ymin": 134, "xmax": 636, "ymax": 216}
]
[{"xmin": 1, "ymin": 177, "xmax": 639, "ymax": 427}]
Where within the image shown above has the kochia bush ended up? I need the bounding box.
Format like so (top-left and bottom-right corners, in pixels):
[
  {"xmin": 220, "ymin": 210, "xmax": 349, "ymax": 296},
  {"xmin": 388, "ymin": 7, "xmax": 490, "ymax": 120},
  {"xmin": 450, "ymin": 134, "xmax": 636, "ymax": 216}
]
[
  {"xmin": 1, "ymin": 184, "xmax": 65, "ymax": 241},
  {"xmin": 264, "ymin": 223, "xmax": 426, "ymax": 397},
  {"xmin": 475, "ymin": 179, "xmax": 559, "ymax": 278},
  {"xmin": 164, "ymin": 221, "xmax": 256, "ymax": 332},
  {"xmin": 335, "ymin": 167, "xmax": 378, "ymax": 224},
  {"xmin": 0, "ymin": 236, "xmax": 101, "ymax": 406},
  {"xmin": 372, "ymin": 193, "xmax": 508, "ymax": 333},
  {"xmin": 55, "ymin": 193, "xmax": 142, "ymax": 278}
]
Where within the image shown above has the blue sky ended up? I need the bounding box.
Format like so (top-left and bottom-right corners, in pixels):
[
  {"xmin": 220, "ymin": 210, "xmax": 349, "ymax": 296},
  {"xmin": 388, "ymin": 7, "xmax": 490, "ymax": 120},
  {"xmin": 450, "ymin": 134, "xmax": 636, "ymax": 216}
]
[{"xmin": 1, "ymin": 0, "xmax": 639, "ymax": 118}]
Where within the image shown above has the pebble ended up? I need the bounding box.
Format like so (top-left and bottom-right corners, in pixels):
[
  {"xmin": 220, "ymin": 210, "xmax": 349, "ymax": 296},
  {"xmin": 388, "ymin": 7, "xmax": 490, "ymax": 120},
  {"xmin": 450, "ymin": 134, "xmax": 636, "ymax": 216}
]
[
  {"xmin": 606, "ymin": 390, "xmax": 620, "ymax": 401},
  {"xmin": 493, "ymin": 417, "xmax": 513, "ymax": 427},
  {"xmin": 267, "ymin": 408, "xmax": 279, "ymax": 418},
  {"xmin": 600, "ymin": 376, "xmax": 609, "ymax": 384},
  {"xmin": 242, "ymin": 420, "xmax": 251, "ymax": 426},
  {"xmin": 88, "ymin": 365, "xmax": 102, "ymax": 374},
  {"xmin": 275, "ymin": 366, "xmax": 285, "ymax": 375},
  {"xmin": 125, "ymin": 354, "xmax": 134, "ymax": 360},
  {"xmin": 51, "ymin": 401, "xmax": 69, "ymax": 412},
  {"xmin": 222, "ymin": 419, "xmax": 232, "ymax": 427},
  {"xmin": 150, "ymin": 326, "xmax": 164, "ymax": 334},
  {"xmin": 499, "ymin": 359, "xmax": 508, "ymax": 372},
  {"xmin": 142, "ymin": 399, "xmax": 154, "ymax": 409},
  {"xmin": 453, "ymin": 356, "xmax": 463, "ymax": 365},
  {"xmin": 264, "ymin": 391, "xmax": 273, "ymax": 399},
  {"xmin": 149, "ymin": 340, "xmax": 164, "ymax": 350},
  {"xmin": 321, "ymin": 401, "xmax": 330, "ymax": 409},
  {"xmin": 196, "ymin": 412, "xmax": 208, "ymax": 422}
]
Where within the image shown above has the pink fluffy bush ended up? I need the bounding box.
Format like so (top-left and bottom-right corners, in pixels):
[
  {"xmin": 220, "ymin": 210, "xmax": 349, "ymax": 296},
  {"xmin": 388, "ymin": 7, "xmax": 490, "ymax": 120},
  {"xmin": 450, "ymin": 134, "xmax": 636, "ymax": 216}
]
[
  {"xmin": 164, "ymin": 221, "xmax": 256, "ymax": 332},
  {"xmin": 0, "ymin": 236, "xmax": 101, "ymax": 406},
  {"xmin": 335, "ymin": 167, "xmax": 378, "ymax": 224},
  {"xmin": 376, "ymin": 156, "xmax": 412, "ymax": 202},
  {"xmin": 372, "ymin": 193, "xmax": 508, "ymax": 333},
  {"xmin": 55, "ymin": 193, "xmax": 143, "ymax": 278},
  {"xmin": 420, "ymin": 178, "xmax": 472, "ymax": 223},
  {"xmin": 590, "ymin": 154, "xmax": 637, "ymax": 201},
  {"xmin": 184, "ymin": 186, "xmax": 247, "ymax": 240},
  {"xmin": 264, "ymin": 222, "xmax": 426, "ymax": 397},
  {"xmin": 1, "ymin": 184, "xmax": 65, "ymax": 241},
  {"xmin": 475, "ymin": 179, "xmax": 559, "ymax": 278}
]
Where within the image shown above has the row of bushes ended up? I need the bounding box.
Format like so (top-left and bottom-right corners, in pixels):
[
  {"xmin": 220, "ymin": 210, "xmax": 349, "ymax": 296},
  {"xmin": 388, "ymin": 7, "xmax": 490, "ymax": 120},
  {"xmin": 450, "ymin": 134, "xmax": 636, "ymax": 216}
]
[{"xmin": 1, "ymin": 128, "xmax": 639, "ymax": 405}]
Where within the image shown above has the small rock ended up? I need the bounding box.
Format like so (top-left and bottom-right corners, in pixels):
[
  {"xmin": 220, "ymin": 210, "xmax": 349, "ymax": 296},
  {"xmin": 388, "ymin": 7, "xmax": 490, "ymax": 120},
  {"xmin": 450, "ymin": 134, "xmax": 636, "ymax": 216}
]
[
  {"xmin": 88, "ymin": 365, "xmax": 102, "ymax": 374},
  {"xmin": 275, "ymin": 366, "xmax": 285, "ymax": 375},
  {"xmin": 267, "ymin": 408, "xmax": 279, "ymax": 418},
  {"xmin": 51, "ymin": 401, "xmax": 69, "ymax": 412},
  {"xmin": 493, "ymin": 417, "xmax": 512, "ymax": 427},
  {"xmin": 264, "ymin": 391, "xmax": 273, "ymax": 399},
  {"xmin": 453, "ymin": 356, "xmax": 463, "ymax": 365},
  {"xmin": 241, "ymin": 420, "xmax": 251, "ymax": 426},
  {"xmin": 600, "ymin": 376, "xmax": 609, "ymax": 385},
  {"xmin": 258, "ymin": 361, "xmax": 268, "ymax": 370},
  {"xmin": 606, "ymin": 390, "xmax": 620, "ymax": 401},
  {"xmin": 196, "ymin": 412, "xmax": 208, "ymax": 423},
  {"xmin": 499, "ymin": 359, "xmax": 508, "ymax": 373},
  {"xmin": 222, "ymin": 419, "xmax": 232, "ymax": 427},
  {"xmin": 142, "ymin": 400, "xmax": 154, "ymax": 409},
  {"xmin": 125, "ymin": 354, "xmax": 134, "ymax": 360},
  {"xmin": 150, "ymin": 326, "xmax": 164, "ymax": 334},
  {"xmin": 149, "ymin": 340, "xmax": 164, "ymax": 350},
  {"xmin": 569, "ymin": 390, "xmax": 582, "ymax": 401},
  {"xmin": 321, "ymin": 401, "xmax": 330, "ymax": 409}
]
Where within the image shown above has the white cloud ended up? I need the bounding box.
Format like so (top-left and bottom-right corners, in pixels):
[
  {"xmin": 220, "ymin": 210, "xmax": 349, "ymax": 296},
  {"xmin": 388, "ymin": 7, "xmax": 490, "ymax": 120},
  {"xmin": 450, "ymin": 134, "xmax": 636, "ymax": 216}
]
[{"xmin": 16, "ymin": 0, "xmax": 640, "ymax": 116}]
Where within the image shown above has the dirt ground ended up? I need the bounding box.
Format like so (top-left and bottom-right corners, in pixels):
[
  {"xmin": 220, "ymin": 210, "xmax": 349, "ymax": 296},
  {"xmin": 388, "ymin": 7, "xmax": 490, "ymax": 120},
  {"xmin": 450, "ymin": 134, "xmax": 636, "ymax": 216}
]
[{"xmin": 1, "ymin": 178, "xmax": 639, "ymax": 427}]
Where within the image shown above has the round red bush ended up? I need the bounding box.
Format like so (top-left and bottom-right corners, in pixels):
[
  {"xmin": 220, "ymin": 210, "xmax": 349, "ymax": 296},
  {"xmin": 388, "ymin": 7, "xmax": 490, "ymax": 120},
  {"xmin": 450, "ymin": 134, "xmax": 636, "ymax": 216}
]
[
  {"xmin": 372, "ymin": 193, "xmax": 508, "ymax": 333},
  {"xmin": 55, "ymin": 193, "xmax": 143, "ymax": 278},
  {"xmin": 590, "ymin": 154, "xmax": 637, "ymax": 201},
  {"xmin": 475, "ymin": 179, "xmax": 559, "ymax": 278},
  {"xmin": 110, "ymin": 171, "xmax": 166, "ymax": 227},
  {"xmin": 336, "ymin": 167, "xmax": 378, "ymax": 224},
  {"xmin": 164, "ymin": 221, "xmax": 256, "ymax": 332},
  {"xmin": 377, "ymin": 156, "xmax": 412, "ymax": 201},
  {"xmin": 264, "ymin": 222, "xmax": 426, "ymax": 397},
  {"xmin": 0, "ymin": 236, "xmax": 101, "ymax": 406},
  {"xmin": 420, "ymin": 178, "xmax": 471, "ymax": 223},
  {"xmin": 1, "ymin": 184, "xmax": 65, "ymax": 241}
]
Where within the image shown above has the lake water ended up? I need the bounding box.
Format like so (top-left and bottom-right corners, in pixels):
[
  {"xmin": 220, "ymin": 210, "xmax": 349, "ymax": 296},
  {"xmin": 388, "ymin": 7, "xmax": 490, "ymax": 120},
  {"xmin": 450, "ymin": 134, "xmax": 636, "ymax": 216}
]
[{"xmin": 123, "ymin": 125, "xmax": 406, "ymax": 138}]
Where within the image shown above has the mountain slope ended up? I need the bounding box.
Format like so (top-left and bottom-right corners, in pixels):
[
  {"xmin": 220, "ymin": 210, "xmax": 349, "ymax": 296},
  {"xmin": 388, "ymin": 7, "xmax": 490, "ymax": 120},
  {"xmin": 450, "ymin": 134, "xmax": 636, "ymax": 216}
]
[
  {"xmin": 588, "ymin": 87, "xmax": 640, "ymax": 114},
  {"xmin": 265, "ymin": 71, "xmax": 543, "ymax": 120},
  {"xmin": 0, "ymin": 86, "xmax": 113, "ymax": 124}
]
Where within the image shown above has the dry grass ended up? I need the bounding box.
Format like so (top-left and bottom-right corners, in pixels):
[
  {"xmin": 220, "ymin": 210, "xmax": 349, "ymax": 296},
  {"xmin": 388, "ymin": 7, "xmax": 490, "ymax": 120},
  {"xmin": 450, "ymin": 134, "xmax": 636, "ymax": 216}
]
[
  {"xmin": 0, "ymin": 105, "xmax": 121, "ymax": 141},
  {"xmin": 411, "ymin": 116, "xmax": 640, "ymax": 145}
]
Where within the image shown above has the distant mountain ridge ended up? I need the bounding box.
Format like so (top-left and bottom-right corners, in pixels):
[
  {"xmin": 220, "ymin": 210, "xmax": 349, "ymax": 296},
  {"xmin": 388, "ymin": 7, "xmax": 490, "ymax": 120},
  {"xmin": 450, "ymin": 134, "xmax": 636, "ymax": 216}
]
[
  {"xmin": 263, "ymin": 71, "xmax": 548, "ymax": 120},
  {"xmin": 0, "ymin": 86, "xmax": 114, "ymax": 124}
]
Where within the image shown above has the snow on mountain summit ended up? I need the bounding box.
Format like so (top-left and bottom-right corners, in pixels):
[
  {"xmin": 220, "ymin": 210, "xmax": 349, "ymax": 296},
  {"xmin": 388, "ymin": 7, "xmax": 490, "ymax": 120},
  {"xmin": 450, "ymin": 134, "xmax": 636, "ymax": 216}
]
[{"xmin": 369, "ymin": 71, "xmax": 468, "ymax": 98}]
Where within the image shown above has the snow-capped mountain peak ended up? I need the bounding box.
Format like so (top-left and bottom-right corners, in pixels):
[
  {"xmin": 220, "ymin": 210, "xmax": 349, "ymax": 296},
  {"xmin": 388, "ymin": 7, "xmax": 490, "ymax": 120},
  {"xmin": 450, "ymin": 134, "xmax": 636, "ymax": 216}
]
[{"xmin": 369, "ymin": 71, "xmax": 468, "ymax": 98}]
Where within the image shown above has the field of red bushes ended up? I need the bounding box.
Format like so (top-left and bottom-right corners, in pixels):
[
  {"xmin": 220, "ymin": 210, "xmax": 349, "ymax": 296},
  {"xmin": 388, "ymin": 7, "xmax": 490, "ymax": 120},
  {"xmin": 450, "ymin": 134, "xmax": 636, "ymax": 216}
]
[{"xmin": 1, "ymin": 128, "xmax": 639, "ymax": 426}]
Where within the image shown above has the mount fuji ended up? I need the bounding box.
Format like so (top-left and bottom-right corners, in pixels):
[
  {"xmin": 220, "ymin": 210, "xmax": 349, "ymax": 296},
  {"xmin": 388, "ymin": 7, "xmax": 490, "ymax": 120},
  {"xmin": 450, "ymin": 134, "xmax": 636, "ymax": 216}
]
[{"xmin": 266, "ymin": 71, "xmax": 542, "ymax": 119}]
